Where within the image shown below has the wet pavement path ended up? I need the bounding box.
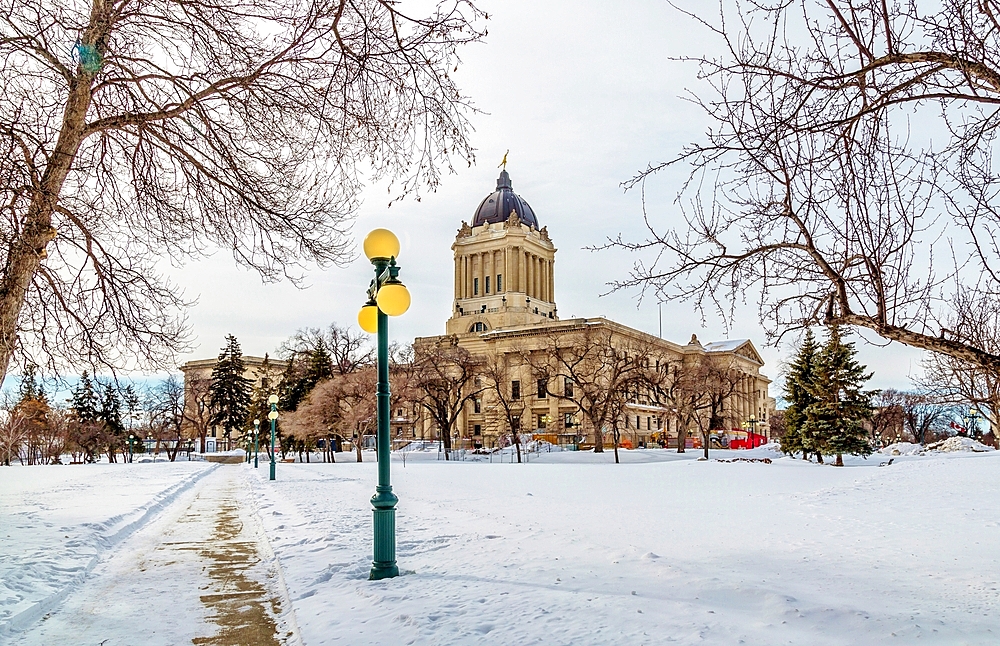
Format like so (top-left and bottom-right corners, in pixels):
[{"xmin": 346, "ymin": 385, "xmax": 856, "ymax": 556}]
[{"xmin": 11, "ymin": 466, "xmax": 294, "ymax": 646}]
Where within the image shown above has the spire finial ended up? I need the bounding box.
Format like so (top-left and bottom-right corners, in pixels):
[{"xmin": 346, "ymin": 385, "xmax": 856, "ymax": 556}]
[{"xmin": 498, "ymin": 149, "xmax": 509, "ymax": 170}]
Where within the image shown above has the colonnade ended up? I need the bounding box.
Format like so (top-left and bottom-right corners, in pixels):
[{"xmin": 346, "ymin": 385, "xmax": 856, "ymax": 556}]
[
  {"xmin": 731, "ymin": 374, "xmax": 761, "ymax": 430},
  {"xmin": 454, "ymin": 246, "xmax": 555, "ymax": 302}
]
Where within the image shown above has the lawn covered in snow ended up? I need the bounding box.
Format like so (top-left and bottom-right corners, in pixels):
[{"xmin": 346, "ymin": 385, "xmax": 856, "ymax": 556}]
[{"xmin": 2, "ymin": 445, "xmax": 998, "ymax": 645}]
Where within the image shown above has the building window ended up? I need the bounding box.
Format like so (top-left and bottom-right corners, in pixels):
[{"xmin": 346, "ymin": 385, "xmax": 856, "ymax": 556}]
[
  {"xmin": 396, "ymin": 427, "xmax": 402, "ymax": 436},
  {"xmin": 497, "ymin": 274, "xmax": 503, "ymax": 292},
  {"xmin": 474, "ymin": 277, "xmax": 479, "ymax": 295},
  {"xmin": 647, "ymin": 416, "xmax": 651, "ymax": 430},
  {"xmin": 564, "ymin": 377, "xmax": 574, "ymax": 398},
  {"xmin": 537, "ymin": 378, "xmax": 547, "ymax": 398},
  {"xmin": 537, "ymin": 414, "xmax": 547, "ymax": 429},
  {"xmin": 474, "ymin": 398, "xmax": 482, "ymax": 414},
  {"xmin": 511, "ymin": 380, "xmax": 520, "ymax": 400},
  {"xmin": 564, "ymin": 412, "xmax": 576, "ymax": 428},
  {"xmin": 637, "ymin": 415, "xmax": 641, "ymax": 429},
  {"xmin": 512, "ymin": 415, "xmax": 521, "ymax": 432},
  {"xmin": 473, "ymin": 424, "xmax": 482, "ymax": 436},
  {"xmin": 470, "ymin": 322, "xmax": 487, "ymax": 332},
  {"xmin": 485, "ymin": 276, "xmax": 491, "ymax": 293}
]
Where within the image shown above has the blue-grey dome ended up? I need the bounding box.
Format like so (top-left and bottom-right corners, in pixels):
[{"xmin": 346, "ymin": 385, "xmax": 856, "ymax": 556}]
[{"xmin": 472, "ymin": 170, "xmax": 539, "ymax": 229}]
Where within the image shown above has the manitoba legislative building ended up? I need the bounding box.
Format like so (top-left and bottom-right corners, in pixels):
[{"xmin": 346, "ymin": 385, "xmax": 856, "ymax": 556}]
[{"xmin": 412, "ymin": 169, "xmax": 776, "ymax": 451}]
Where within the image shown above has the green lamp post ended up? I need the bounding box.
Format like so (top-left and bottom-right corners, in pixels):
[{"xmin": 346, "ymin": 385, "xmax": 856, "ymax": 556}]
[
  {"xmin": 357, "ymin": 228, "xmax": 411, "ymax": 581},
  {"xmin": 268, "ymin": 394, "xmax": 279, "ymax": 480},
  {"xmin": 128, "ymin": 433, "xmax": 136, "ymax": 463},
  {"xmin": 253, "ymin": 419, "xmax": 260, "ymax": 468}
]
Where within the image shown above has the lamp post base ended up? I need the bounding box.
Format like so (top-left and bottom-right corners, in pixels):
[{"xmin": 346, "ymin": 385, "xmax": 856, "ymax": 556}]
[
  {"xmin": 270, "ymin": 461, "xmax": 276, "ymax": 481},
  {"xmin": 369, "ymin": 488, "xmax": 399, "ymax": 580}
]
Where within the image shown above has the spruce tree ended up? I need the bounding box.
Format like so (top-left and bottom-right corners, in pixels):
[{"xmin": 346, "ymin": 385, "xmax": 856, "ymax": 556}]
[
  {"xmin": 69, "ymin": 371, "xmax": 100, "ymax": 423},
  {"xmin": 802, "ymin": 326, "xmax": 875, "ymax": 466},
  {"xmin": 782, "ymin": 329, "xmax": 819, "ymax": 459},
  {"xmin": 209, "ymin": 335, "xmax": 253, "ymax": 444}
]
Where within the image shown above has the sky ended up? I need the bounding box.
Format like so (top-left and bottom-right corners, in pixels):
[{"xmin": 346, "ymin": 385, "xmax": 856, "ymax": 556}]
[{"xmin": 162, "ymin": 0, "xmax": 927, "ymax": 393}]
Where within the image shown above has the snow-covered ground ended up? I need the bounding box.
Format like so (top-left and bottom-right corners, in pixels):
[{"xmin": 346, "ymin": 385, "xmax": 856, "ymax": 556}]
[{"xmin": 2, "ymin": 446, "xmax": 998, "ymax": 644}]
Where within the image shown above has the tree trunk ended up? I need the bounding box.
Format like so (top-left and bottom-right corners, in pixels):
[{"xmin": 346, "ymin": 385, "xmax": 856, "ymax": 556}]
[
  {"xmin": 677, "ymin": 426, "xmax": 687, "ymax": 453},
  {"xmin": 0, "ymin": 73, "xmax": 94, "ymax": 386},
  {"xmin": 835, "ymin": 453, "xmax": 844, "ymax": 467},
  {"xmin": 612, "ymin": 428, "xmax": 620, "ymax": 464},
  {"xmin": 816, "ymin": 452, "xmax": 824, "ymax": 464},
  {"xmin": 703, "ymin": 435, "xmax": 709, "ymax": 460},
  {"xmin": 514, "ymin": 433, "xmax": 522, "ymax": 463},
  {"xmin": 593, "ymin": 419, "xmax": 605, "ymax": 453}
]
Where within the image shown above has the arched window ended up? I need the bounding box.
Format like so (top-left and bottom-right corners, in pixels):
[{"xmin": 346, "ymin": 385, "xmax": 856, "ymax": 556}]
[{"xmin": 470, "ymin": 322, "xmax": 488, "ymax": 332}]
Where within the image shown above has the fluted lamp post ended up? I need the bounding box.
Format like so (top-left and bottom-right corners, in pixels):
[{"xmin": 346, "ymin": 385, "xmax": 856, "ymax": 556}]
[
  {"xmin": 268, "ymin": 394, "xmax": 279, "ymax": 480},
  {"xmin": 357, "ymin": 228, "xmax": 411, "ymax": 581}
]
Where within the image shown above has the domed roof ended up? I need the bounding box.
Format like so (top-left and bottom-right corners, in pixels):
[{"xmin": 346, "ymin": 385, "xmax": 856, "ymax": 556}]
[{"xmin": 472, "ymin": 170, "xmax": 539, "ymax": 229}]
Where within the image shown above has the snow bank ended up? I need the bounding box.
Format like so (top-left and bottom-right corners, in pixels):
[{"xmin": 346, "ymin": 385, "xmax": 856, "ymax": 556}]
[
  {"xmin": 881, "ymin": 437, "xmax": 995, "ymax": 456},
  {"xmin": 248, "ymin": 448, "xmax": 1000, "ymax": 645},
  {"xmin": 880, "ymin": 442, "xmax": 924, "ymax": 456},
  {"xmin": 0, "ymin": 462, "xmax": 216, "ymax": 636},
  {"xmin": 924, "ymin": 436, "xmax": 996, "ymax": 453}
]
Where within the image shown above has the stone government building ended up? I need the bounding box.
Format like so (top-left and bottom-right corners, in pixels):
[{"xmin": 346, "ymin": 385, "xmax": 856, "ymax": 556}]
[
  {"xmin": 179, "ymin": 169, "xmax": 775, "ymax": 452},
  {"xmin": 413, "ymin": 169, "xmax": 776, "ymax": 450}
]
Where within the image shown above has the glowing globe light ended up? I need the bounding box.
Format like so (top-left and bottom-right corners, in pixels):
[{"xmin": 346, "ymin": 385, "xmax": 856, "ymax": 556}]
[
  {"xmin": 358, "ymin": 304, "xmax": 379, "ymax": 333},
  {"xmin": 376, "ymin": 283, "xmax": 411, "ymax": 316},
  {"xmin": 363, "ymin": 228, "xmax": 400, "ymax": 260}
]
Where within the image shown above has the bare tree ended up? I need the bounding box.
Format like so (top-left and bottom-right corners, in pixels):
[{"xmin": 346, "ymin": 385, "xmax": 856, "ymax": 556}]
[
  {"xmin": 608, "ymin": 0, "xmax": 1000, "ymax": 373},
  {"xmin": 479, "ymin": 348, "xmax": 527, "ymax": 463},
  {"xmin": 182, "ymin": 377, "xmax": 212, "ymax": 453},
  {"xmin": 412, "ymin": 338, "xmax": 484, "ymax": 460},
  {"xmin": 919, "ymin": 292, "xmax": 1000, "ymax": 445},
  {"xmin": 280, "ymin": 323, "xmax": 374, "ymax": 376},
  {"xmin": 147, "ymin": 375, "xmax": 185, "ymax": 461},
  {"xmin": 527, "ymin": 325, "xmax": 649, "ymax": 462},
  {"xmin": 870, "ymin": 390, "xmax": 906, "ymax": 447},
  {"xmin": 0, "ymin": 0, "xmax": 484, "ymax": 385}
]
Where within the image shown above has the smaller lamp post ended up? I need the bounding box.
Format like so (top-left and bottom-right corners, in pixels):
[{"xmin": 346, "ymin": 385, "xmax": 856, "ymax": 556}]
[
  {"xmin": 963, "ymin": 408, "xmax": 982, "ymax": 439},
  {"xmin": 744, "ymin": 417, "xmax": 759, "ymax": 448},
  {"xmin": 128, "ymin": 433, "xmax": 136, "ymax": 463},
  {"xmin": 253, "ymin": 419, "xmax": 260, "ymax": 468},
  {"xmin": 268, "ymin": 394, "xmax": 279, "ymax": 480},
  {"xmin": 187, "ymin": 439, "xmax": 194, "ymax": 461}
]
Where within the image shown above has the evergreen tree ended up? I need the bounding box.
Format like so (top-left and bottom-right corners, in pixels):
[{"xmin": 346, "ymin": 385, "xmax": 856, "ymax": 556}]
[
  {"xmin": 278, "ymin": 343, "xmax": 333, "ymax": 412},
  {"xmin": 69, "ymin": 371, "xmax": 100, "ymax": 423},
  {"xmin": 781, "ymin": 330, "xmax": 819, "ymax": 458},
  {"xmin": 17, "ymin": 364, "xmax": 44, "ymax": 401},
  {"xmin": 98, "ymin": 382, "xmax": 125, "ymax": 462},
  {"xmin": 209, "ymin": 335, "xmax": 253, "ymax": 443},
  {"xmin": 802, "ymin": 326, "xmax": 876, "ymax": 466}
]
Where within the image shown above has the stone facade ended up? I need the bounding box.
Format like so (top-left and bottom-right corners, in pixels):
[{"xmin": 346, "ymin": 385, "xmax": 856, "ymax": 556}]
[{"xmin": 416, "ymin": 170, "xmax": 775, "ymax": 450}]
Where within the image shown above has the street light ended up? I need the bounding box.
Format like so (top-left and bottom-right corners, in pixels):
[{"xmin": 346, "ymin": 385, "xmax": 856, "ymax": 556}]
[
  {"xmin": 253, "ymin": 419, "xmax": 260, "ymax": 468},
  {"xmin": 357, "ymin": 228, "xmax": 411, "ymax": 581},
  {"xmin": 128, "ymin": 433, "xmax": 136, "ymax": 463},
  {"xmin": 964, "ymin": 408, "xmax": 982, "ymax": 439},
  {"xmin": 268, "ymin": 394, "xmax": 279, "ymax": 480},
  {"xmin": 744, "ymin": 417, "xmax": 758, "ymax": 449}
]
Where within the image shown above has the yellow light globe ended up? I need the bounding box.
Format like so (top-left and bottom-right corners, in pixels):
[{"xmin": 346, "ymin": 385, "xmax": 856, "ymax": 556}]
[
  {"xmin": 363, "ymin": 228, "xmax": 400, "ymax": 260},
  {"xmin": 376, "ymin": 283, "xmax": 411, "ymax": 316},
  {"xmin": 268, "ymin": 410, "xmax": 279, "ymax": 420},
  {"xmin": 267, "ymin": 394, "xmax": 278, "ymax": 405},
  {"xmin": 358, "ymin": 304, "xmax": 379, "ymax": 333}
]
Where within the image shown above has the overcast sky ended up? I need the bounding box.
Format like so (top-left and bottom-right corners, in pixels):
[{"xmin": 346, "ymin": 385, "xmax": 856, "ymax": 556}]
[{"xmin": 166, "ymin": 0, "xmax": 926, "ymax": 392}]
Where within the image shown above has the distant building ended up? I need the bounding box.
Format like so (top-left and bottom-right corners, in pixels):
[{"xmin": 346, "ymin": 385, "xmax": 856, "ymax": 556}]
[
  {"xmin": 414, "ymin": 169, "xmax": 776, "ymax": 450},
  {"xmin": 179, "ymin": 356, "xmax": 287, "ymax": 452}
]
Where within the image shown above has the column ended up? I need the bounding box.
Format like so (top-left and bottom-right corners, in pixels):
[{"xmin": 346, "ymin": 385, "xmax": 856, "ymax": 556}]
[
  {"xmin": 454, "ymin": 256, "xmax": 461, "ymax": 301},
  {"xmin": 549, "ymin": 260, "xmax": 555, "ymax": 304},
  {"xmin": 518, "ymin": 248, "xmax": 526, "ymax": 293}
]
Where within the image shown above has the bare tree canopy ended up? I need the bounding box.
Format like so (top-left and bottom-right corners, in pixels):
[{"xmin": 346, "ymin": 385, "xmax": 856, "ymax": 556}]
[
  {"xmin": 0, "ymin": 0, "xmax": 484, "ymax": 383},
  {"xmin": 608, "ymin": 0, "xmax": 1000, "ymax": 372}
]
